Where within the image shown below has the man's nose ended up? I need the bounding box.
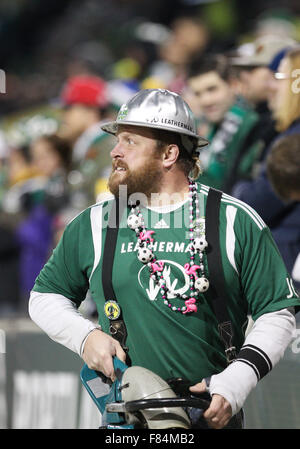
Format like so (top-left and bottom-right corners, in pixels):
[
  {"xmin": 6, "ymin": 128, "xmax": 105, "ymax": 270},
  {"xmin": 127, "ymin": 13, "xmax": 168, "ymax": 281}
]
[
  {"xmin": 110, "ymin": 142, "xmax": 124, "ymax": 159},
  {"xmin": 268, "ymin": 77, "xmax": 279, "ymax": 92},
  {"xmin": 200, "ymin": 92, "xmax": 214, "ymax": 107}
]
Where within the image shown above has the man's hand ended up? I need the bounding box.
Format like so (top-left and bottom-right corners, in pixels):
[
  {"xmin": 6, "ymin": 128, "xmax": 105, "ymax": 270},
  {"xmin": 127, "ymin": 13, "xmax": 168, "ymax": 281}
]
[
  {"xmin": 82, "ymin": 329, "xmax": 126, "ymax": 381},
  {"xmin": 189, "ymin": 380, "xmax": 232, "ymax": 429}
]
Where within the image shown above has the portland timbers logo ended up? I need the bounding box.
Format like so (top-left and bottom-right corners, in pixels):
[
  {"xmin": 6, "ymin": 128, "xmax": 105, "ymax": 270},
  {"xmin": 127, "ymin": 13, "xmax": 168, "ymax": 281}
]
[
  {"xmin": 117, "ymin": 104, "xmax": 128, "ymax": 121},
  {"xmin": 138, "ymin": 260, "xmax": 190, "ymax": 301}
]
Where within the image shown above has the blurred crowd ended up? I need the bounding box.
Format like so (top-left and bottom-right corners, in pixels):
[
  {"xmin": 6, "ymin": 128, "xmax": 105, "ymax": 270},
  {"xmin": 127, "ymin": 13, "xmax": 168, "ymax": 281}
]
[{"xmin": 0, "ymin": 0, "xmax": 300, "ymax": 316}]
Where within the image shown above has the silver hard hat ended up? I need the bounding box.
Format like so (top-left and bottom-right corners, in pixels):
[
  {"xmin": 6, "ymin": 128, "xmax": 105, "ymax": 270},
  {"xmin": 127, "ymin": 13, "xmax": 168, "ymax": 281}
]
[{"xmin": 101, "ymin": 88, "xmax": 208, "ymax": 153}]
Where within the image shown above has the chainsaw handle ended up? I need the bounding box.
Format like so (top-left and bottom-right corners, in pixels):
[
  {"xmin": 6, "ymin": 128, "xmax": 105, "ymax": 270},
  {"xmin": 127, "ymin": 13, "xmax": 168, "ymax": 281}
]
[{"xmin": 123, "ymin": 396, "xmax": 210, "ymax": 412}]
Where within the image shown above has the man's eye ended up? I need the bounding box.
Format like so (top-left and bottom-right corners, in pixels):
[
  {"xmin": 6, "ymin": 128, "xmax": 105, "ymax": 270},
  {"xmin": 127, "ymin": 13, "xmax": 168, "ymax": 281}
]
[
  {"xmin": 207, "ymin": 86, "xmax": 217, "ymax": 93},
  {"xmin": 193, "ymin": 91, "xmax": 202, "ymax": 97},
  {"xmin": 127, "ymin": 138, "xmax": 135, "ymax": 145}
]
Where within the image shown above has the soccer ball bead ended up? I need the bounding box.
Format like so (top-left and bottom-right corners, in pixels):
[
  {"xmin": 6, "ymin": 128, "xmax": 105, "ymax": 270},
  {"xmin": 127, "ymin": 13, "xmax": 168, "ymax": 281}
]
[
  {"xmin": 195, "ymin": 277, "xmax": 209, "ymax": 292},
  {"xmin": 137, "ymin": 247, "xmax": 154, "ymax": 263},
  {"xmin": 193, "ymin": 237, "xmax": 208, "ymax": 252},
  {"xmin": 127, "ymin": 214, "xmax": 143, "ymax": 230}
]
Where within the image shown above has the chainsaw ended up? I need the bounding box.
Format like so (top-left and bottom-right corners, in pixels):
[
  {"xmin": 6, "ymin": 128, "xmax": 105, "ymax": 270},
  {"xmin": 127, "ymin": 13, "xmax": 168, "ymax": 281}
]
[{"xmin": 80, "ymin": 357, "xmax": 211, "ymax": 429}]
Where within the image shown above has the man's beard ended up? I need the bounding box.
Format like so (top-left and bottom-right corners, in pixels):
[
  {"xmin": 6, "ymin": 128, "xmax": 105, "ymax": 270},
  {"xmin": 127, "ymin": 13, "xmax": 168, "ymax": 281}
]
[{"xmin": 108, "ymin": 159, "xmax": 163, "ymax": 200}]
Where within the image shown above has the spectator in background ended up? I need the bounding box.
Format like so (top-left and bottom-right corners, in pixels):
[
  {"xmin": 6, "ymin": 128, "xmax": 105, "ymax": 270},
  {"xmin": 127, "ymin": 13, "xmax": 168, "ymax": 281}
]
[
  {"xmin": 30, "ymin": 134, "xmax": 76, "ymax": 245},
  {"xmin": 266, "ymin": 134, "xmax": 300, "ymax": 291},
  {"xmin": 15, "ymin": 134, "xmax": 72, "ymax": 309},
  {"xmin": 266, "ymin": 47, "xmax": 292, "ymax": 116},
  {"xmin": 230, "ymin": 36, "xmax": 295, "ymax": 109},
  {"xmin": 266, "ymin": 133, "xmax": 300, "ymax": 203},
  {"xmin": 232, "ymin": 46, "xmax": 300, "ymax": 292},
  {"xmin": 0, "ymin": 145, "xmax": 43, "ymax": 215},
  {"xmin": 0, "ymin": 143, "xmax": 44, "ymax": 314},
  {"xmin": 29, "ymin": 134, "xmax": 71, "ymax": 215},
  {"xmin": 229, "ymin": 35, "xmax": 295, "ymax": 162},
  {"xmin": 58, "ymin": 75, "xmax": 116, "ymax": 206},
  {"xmin": 147, "ymin": 16, "xmax": 210, "ymax": 94},
  {"xmin": 230, "ymin": 46, "xmax": 295, "ymax": 188},
  {"xmin": 187, "ymin": 55, "xmax": 262, "ymax": 193}
]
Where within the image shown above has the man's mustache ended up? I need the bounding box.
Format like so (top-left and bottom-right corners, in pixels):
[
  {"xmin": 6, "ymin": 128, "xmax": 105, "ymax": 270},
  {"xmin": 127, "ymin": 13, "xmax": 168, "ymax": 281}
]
[{"xmin": 112, "ymin": 160, "xmax": 128, "ymax": 171}]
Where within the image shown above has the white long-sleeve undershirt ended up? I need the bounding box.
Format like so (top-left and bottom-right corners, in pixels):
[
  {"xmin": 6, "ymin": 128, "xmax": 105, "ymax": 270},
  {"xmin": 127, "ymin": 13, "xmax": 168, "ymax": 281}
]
[
  {"xmin": 209, "ymin": 307, "xmax": 296, "ymax": 415},
  {"xmin": 28, "ymin": 291, "xmax": 296, "ymax": 415},
  {"xmin": 28, "ymin": 291, "xmax": 100, "ymax": 356}
]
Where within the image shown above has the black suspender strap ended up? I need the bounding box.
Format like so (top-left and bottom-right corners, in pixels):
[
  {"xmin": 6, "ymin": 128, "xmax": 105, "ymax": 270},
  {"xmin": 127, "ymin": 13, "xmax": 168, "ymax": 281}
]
[
  {"xmin": 101, "ymin": 197, "xmax": 130, "ymax": 359},
  {"xmin": 205, "ymin": 187, "xmax": 237, "ymax": 364}
]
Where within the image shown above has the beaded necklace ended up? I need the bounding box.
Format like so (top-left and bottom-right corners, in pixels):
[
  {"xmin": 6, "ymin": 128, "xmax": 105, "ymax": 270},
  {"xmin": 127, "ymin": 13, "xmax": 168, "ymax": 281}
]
[{"xmin": 127, "ymin": 179, "xmax": 209, "ymax": 314}]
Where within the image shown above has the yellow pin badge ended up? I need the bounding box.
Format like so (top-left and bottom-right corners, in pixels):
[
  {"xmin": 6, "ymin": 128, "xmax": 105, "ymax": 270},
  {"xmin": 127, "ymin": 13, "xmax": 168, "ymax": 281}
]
[{"xmin": 104, "ymin": 300, "xmax": 121, "ymax": 320}]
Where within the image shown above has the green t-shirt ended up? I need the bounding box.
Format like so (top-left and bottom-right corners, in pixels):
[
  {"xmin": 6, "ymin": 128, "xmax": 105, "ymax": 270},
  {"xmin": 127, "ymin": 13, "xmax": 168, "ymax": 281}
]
[{"xmin": 33, "ymin": 183, "xmax": 300, "ymax": 384}]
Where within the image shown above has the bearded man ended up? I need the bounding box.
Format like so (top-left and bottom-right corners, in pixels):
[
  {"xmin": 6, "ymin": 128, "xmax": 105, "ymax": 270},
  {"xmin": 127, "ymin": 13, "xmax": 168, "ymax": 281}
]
[{"xmin": 29, "ymin": 89, "xmax": 299, "ymax": 429}]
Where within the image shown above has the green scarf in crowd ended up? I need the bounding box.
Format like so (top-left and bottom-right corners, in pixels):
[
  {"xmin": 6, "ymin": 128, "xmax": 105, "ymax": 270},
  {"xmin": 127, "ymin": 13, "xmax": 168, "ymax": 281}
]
[{"xmin": 197, "ymin": 99, "xmax": 263, "ymax": 193}]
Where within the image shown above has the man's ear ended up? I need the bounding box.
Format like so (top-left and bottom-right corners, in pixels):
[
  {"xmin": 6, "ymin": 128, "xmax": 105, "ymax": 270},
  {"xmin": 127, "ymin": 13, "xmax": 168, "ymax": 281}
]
[{"xmin": 162, "ymin": 144, "xmax": 180, "ymax": 169}]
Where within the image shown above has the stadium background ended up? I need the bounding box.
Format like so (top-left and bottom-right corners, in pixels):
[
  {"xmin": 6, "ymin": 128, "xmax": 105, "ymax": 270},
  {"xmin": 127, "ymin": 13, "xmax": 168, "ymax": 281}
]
[{"xmin": 0, "ymin": 0, "xmax": 299, "ymax": 429}]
